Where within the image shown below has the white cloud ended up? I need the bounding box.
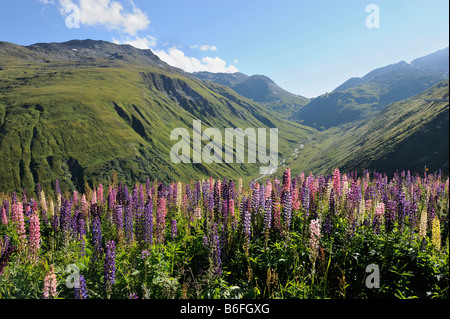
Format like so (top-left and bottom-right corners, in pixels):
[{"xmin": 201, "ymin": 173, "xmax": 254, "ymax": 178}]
[
  {"xmin": 153, "ymin": 47, "xmax": 238, "ymax": 73},
  {"xmin": 38, "ymin": 0, "xmax": 56, "ymax": 4},
  {"xmin": 57, "ymin": 0, "xmax": 150, "ymax": 35},
  {"xmin": 191, "ymin": 44, "xmax": 218, "ymax": 51},
  {"xmin": 113, "ymin": 35, "xmax": 156, "ymax": 49}
]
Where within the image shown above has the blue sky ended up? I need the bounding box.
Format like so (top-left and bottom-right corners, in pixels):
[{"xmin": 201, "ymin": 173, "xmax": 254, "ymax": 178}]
[{"xmin": 0, "ymin": 0, "xmax": 448, "ymax": 97}]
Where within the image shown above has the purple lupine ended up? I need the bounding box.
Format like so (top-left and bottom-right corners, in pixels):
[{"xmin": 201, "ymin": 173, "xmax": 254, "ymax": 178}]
[
  {"xmin": 324, "ymin": 214, "xmax": 332, "ymax": 235},
  {"xmin": 243, "ymin": 210, "xmax": 251, "ymax": 244},
  {"xmin": 194, "ymin": 181, "xmax": 201, "ymax": 207},
  {"xmin": 251, "ymin": 185, "xmax": 260, "ymax": 214},
  {"xmin": 385, "ymin": 200, "xmax": 397, "ymax": 233},
  {"xmin": 1, "ymin": 207, "xmax": 7, "ymax": 225},
  {"xmin": 202, "ymin": 180, "xmax": 211, "ymax": 212},
  {"xmin": 124, "ymin": 202, "xmax": 134, "ymax": 245},
  {"xmin": 283, "ymin": 192, "xmax": 292, "ymax": 232},
  {"xmin": 143, "ymin": 200, "xmax": 153, "ymax": 246},
  {"xmin": 74, "ymin": 275, "xmax": 88, "ymax": 299},
  {"xmin": 2, "ymin": 200, "xmax": 9, "ymax": 220},
  {"xmin": 301, "ymin": 185, "xmax": 310, "ymax": 217},
  {"xmin": 171, "ymin": 219, "xmax": 177, "ymax": 239},
  {"xmin": 397, "ymin": 191, "xmax": 408, "ymax": 229},
  {"xmin": 92, "ymin": 215, "xmax": 103, "ymax": 257},
  {"xmin": 264, "ymin": 198, "xmax": 272, "ymax": 234},
  {"xmin": 0, "ymin": 235, "xmax": 15, "ymax": 276},
  {"xmin": 229, "ymin": 181, "xmax": 236, "ymax": 201},
  {"xmin": 104, "ymin": 240, "xmax": 116, "ymax": 297},
  {"xmin": 209, "ymin": 222, "xmax": 222, "ymax": 275},
  {"xmin": 114, "ymin": 204, "xmax": 123, "ymax": 235}
]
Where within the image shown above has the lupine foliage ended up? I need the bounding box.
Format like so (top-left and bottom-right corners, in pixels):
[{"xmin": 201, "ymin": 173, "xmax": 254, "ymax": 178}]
[{"xmin": 0, "ymin": 168, "xmax": 448, "ymax": 299}]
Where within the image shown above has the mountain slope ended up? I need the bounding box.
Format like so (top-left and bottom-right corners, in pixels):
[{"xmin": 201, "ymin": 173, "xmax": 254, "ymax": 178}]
[
  {"xmin": 0, "ymin": 40, "xmax": 316, "ymax": 193},
  {"xmin": 287, "ymin": 80, "xmax": 449, "ymax": 176},
  {"xmin": 193, "ymin": 71, "xmax": 310, "ymax": 119},
  {"xmin": 290, "ymin": 47, "xmax": 449, "ymax": 129}
]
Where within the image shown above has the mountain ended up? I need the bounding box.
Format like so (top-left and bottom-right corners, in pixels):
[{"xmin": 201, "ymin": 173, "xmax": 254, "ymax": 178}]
[
  {"xmin": 290, "ymin": 47, "xmax": 449, "ymax": 130},
  {"xmin": 287, "ymin": 79, "xmax": 449, "ymax": 176},
  {"xmin": 0, "ymin": 40, "xmax": 316, "ymax": 193},
  {"xmin": 193, "ymin": 71, "xmax": 310, "ymax": 119}
]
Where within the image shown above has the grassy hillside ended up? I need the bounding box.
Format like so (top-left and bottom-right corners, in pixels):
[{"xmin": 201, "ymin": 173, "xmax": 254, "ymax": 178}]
[
  {"xmin": 286, "ymin": 80, "xmax": 449, "ymax": 176},
  {"xmin": 193, "ymin": 72, "xmax": 310, "ymax": 119},
  {"xmin": 0, "ymin": 40, "xmax": 316, "ymax": 193}
]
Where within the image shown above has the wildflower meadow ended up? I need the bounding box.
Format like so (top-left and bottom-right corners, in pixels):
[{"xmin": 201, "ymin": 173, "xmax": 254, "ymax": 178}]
[{"xmin": 0, "ymin": 168, "xmax": 448, "ymax": 299}]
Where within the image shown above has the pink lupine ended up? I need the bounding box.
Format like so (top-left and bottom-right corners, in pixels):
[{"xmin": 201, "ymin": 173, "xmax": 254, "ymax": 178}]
[
  {"xmin": 97, "ymin": 184, "xmax": 104, "ymax": 204},
  {"xmin": 273, "ymin": 202, "xmax": 282, "ymax": 232},
  {"xmin": 292, "ymin": 187, "xmax": 300, "ymax": 210},
  {"xmin": 11, "ymin": 202, "xmax": 20, "ymax": 223},
  {"xmin": 42, "ymin": 265, "xmax": 57, "ymax": 299},
  {"xmin": 73, "ymin": 191, "xmax": 79, "ymax": 206},
  {"xmin": 228, "ymin": 199, "xmax": 235, "ymax": 219},
  {"xmin": 81, "ymin": 194, "xmax": 89, "ymax": 219},
  {"xmin": 282, "ymin": 168, "xmax": 291, "ymax": 194},
  {"xmin": 333, "ymin": 168, "xmax": 341, "ymax": 196},
  {"xmin": 265, "ymin": 180, "xmax": 272, "ymax": 199},
  {"xmin": 13, "ymin": 203, "xmax": 27, "ymax": 249},
  {"xmin": 28, "ymin": 212, "xmax": 41, "ymax": 262},
  {"xmin": 91, "ymin": 188, "xmax": 97, "ymax": 205},
  {"xmin": 156, "ymin": 197, "xmax": 167, "ymax": 243}
]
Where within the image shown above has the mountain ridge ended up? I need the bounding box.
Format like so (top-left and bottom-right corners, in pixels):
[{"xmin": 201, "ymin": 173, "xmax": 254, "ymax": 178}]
[{"xmin": 290, "ymin": 47, "xmax": 449, "ymax": 129}]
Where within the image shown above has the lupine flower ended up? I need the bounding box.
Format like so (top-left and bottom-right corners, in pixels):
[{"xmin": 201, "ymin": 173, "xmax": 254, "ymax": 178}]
[
  {"xmin": 143, "ymin": 201, "xmax": 153, "ymax": 245},
  {"xmin": 141, "ymin": 249, "xmax": 150, "ymax": 259},
  {"xmin": 129, "ymin": 292, "xmax": 139, "ymax": 299},
  {"xmin": 333, "ymin": 168, "xmax": 341, "ymax": 196},
  {"xmin": 431, "ymin": 217, "xmax": 441, "ymax": 250},
  {"xmin": 373, "ymin": 202, "xmax": 384, "ymax": 234},
  {"xmin": 282, "ymin": 168, "xmax": 291, "ymax": 199},
  {"xmin": 273, "ymin": 201, "xmax": 282, "ymax": 232},
  {"xmin": 243, "ymin": 210, "xmax": 251, "ymax": 246},
  {"xmin": 228, "ymin": 199, "xmax": 235, "ymax": 222},
  {"xmin": 384, "ymin": 200, "xmax": 397, "ymax": 233},
  {"xmin": 283, "ymin": 192, "xmax": 292, "ymax": 233},
  {"xmin": 171, "ymin": 219, "xmax": 178, "ymax": 239},
  {"xmin": 324, "ymin": 215, "xmax": 332, "ymax": 235},
  {"xmin": 92, "ymin": 215, "xmax": 103, "ymax": 256},
  {"xmin": 1, "ymin": 207, "xmax": 7, "ymax": 225},
  {"xmin": 292, "ymin": 187, "xmax": 300, "ymax": 210},
  {"xmin": 42, "ymin": 265, "xmax": 57, "ymax": 299},
  {"xmin": 14, "ymin": 203, "xmax": 27, "ymax": 250},
  {"xmin": 0, "ymin": 235, "xmax": 15, "ymax": 276},
  {"xmin": 207, "ymin": 222, "xmax": 222, "ymax": 275},
  {"xmin": 156, "ymin": 197, "xmax": 167, "ymax": 244},
  {"xmin": 114, "ymin": 204, "xmax": 123, "ymax": 234},
  {"xmin": 28, "ymin": 211, "xmax": 40, "ymax": 263},
  {"xmin": 97, "ymin": 184, "xmax": 104, "ymax": 204},
  {"xmin": 124, "ymin": 202, "xmax": 134, "ymax": 245},
  {"xmin": 264, "ymin": 198, "xmax": 272, "ymax": 235},
  {"xmin": 419, "ymin": 210, "xmax": 428, "ymax": 238},
  {"xmin": 104, "ymin": 240, "xmax": 116, "ymax": 297},
  {"xmin": 74, "ymin": 274, "xmax": 88, "ymax": 299},
  {"xmin": 265, "ymin": 180, "xmax": 272, "ymax": 199},
  {"xmin": 309, "ymin": 219, "xmax": 321, "ymax": 264}
]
